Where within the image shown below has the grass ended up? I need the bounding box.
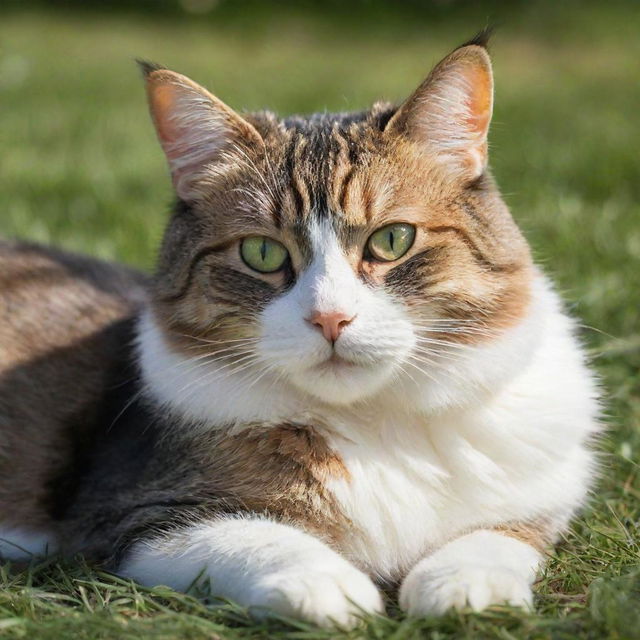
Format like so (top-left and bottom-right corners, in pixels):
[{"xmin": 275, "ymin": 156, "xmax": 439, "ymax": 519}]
[{"xmin": 1, "ymin": 2, "xmax": 639, "ymax": 638}]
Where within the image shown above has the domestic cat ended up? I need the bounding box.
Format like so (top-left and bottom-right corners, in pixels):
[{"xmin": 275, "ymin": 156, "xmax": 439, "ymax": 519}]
[{"xmin": 0, "ymin": 33, "xmax": 600, "ymax": 628}]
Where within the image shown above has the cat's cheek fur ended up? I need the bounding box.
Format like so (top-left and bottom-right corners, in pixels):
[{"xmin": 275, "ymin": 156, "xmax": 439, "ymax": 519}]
[
  {"xmin": 257, "ymin": 297, "xmax": 413, "ymax": 405},
  {"xmin": 119, "ymin": 516, "xmax": 384, "ymax": 629},
  {"xmin": 394, "ymin": 272, "xmax": 585, "ymax": 414},
  {"xmin": 137, "ymin": 310, "xmax": 310, "ymax": 425},
  {"xmin": 399, "ymin": 531, "xmax": 541, "ymax": 616}
]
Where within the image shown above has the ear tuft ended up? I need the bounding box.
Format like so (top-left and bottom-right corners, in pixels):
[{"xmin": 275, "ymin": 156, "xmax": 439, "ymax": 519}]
[
  {"xmin": 136, "ymin": 58, "xmax": 165, "ymax": 78},
  {"xmin": 458, "ymin": 27, "xmax": 493, "ymax": 51}
]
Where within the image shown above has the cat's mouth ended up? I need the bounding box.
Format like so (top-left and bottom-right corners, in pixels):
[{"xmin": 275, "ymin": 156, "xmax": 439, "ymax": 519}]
[
  {"xmin": 313, "ymin": 348, "xmax": 386, "ymax": 376},
  {"xmin": 293, "ymin": 346, "xmax": 397, "ymax": 404},
  {"xmin": 314, "ymin": 352, "xmax": 360, "ymax": 372}
]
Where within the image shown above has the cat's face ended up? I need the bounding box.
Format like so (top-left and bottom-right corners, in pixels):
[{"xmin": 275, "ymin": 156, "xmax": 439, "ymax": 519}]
[{"xmin": 143, "ymin": 39, "xmax": 533, "ymax": 407}]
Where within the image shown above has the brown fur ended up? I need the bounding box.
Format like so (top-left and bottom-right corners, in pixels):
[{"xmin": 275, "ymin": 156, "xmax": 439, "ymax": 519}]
[
  {"xmin": 53, "ymin": 421, "xmax": 352, "ymax": 563},
  {"xmin": 0, "ymin": 240, "xmax": 148, "ymax": 530},
  {"xmin": 194, "ymin": 425, "xmax": 352, "ymax": 544},
  {"xmin": 494, "ymin": 521, "xmax": 555, "ymax": 554}
]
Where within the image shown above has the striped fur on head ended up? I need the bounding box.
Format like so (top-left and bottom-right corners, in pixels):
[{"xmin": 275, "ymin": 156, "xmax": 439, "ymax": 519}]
[{"xmin": 143, "ymin": 41, "xmax": 534, "ymax": 405}]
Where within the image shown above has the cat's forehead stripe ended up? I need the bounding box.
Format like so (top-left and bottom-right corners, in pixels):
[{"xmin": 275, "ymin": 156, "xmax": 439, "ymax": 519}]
[{"xmin": 272, "ymin": 119, "xmax": 379, "ymax": 225}]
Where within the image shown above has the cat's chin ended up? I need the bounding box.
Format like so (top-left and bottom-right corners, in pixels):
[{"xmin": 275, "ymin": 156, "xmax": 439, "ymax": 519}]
[{"xmin": 288, "ymin": 357, "xmax": 397, "ymax": 405}]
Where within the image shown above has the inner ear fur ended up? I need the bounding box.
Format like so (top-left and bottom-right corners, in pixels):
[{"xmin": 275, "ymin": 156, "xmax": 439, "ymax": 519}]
[{"xmin": 140, "ymin": 62, "xmax": 264, "ymax": 201}]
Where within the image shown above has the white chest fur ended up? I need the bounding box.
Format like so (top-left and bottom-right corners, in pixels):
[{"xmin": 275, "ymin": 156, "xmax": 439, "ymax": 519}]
[{"xmin": 322, "ymin": 397, "xmax": 595, "ymax": 582}]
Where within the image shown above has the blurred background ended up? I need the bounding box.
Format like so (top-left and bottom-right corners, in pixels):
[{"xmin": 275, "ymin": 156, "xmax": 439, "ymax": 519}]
[{"xmin": 0, "ymin": 0, "xmax": 638, "ymax": 434}]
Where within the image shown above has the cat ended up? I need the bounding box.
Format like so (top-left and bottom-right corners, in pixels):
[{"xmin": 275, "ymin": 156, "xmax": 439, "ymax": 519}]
[{"xmin": 0, "ymin": 32, "xmax": 600, "ymax": 628}]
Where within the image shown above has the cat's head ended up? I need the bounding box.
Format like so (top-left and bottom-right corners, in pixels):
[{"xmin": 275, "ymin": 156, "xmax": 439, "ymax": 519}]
[{"xmin": 141, "ymin": 34, "xmax": 534, "ymax": 411}]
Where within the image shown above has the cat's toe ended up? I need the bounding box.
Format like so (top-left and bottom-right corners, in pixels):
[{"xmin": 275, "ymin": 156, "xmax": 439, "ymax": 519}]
[
  {"xmin": 249, "ymin": 561, "xmax": 383, "ymax": 628},
  {"xmin": 400, "ymin": 563, "xmax": 533, "ymax": 616}
]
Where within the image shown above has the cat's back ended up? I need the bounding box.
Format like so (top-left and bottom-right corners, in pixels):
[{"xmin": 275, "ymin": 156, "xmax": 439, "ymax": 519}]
[
  {"xmin": 0, "ymin": 239, "xmax": 149, "ymax": 533},
  {"xmin": 0, "ymin": 239, "xmax": 148, "ymax": 368}
]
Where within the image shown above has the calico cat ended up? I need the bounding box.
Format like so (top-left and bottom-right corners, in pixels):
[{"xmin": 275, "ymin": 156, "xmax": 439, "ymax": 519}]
[{"xmin": 0, "ymin": 33, "xmax": 600, "ymax": 628}]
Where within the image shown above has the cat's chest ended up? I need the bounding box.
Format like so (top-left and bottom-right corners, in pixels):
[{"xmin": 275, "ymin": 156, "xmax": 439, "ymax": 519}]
[{"xmin": 319, "ymin": 414, "xmax": 527, "ymax": 582}]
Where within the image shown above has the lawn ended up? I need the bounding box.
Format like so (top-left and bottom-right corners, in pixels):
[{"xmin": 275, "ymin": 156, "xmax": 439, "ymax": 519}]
[{"xmin": 1, "ymin": 1, "xmax": 639, "ymax": 638}]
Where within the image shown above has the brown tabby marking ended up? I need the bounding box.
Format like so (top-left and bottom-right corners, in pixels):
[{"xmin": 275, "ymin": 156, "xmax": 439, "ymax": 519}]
[
  {"xmin": 200, "ymin": 425, "xmax": 351, "ymax": 544},
  {"xmin": 494, "ymin": 521, "xmax": 555, "ymax": 554}
]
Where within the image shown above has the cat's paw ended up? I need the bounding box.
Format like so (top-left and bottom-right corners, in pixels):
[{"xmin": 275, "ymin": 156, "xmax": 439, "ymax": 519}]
[
  {"xmin": 399, "ymin": 530, "xmax": 541, "ymax": 617},
  {"xmin": 122, "ymin": 518, "xmax": 382, "ymax": 629},
  {"xmin": 400, "ymin": 561, "xmax": 533, "ymax": 616},
  {"xmin": 248, "ymin": 559, "xmax": 383, "ymax": 628}
]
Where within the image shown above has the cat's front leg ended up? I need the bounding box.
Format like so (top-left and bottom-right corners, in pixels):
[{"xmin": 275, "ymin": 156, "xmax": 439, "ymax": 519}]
[
  {"xmin": 399, "ymin": 528, "xmax": 546, "ymax": 616},
  {"xmin": 120, "ymin": 515, "xmax": 383, "ymax": 628}
]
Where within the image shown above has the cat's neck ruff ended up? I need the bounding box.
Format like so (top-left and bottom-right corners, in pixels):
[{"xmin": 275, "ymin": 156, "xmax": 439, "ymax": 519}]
[{"xmin": 136, "ymin": 273, "xmax": 550, "ymax": 438}]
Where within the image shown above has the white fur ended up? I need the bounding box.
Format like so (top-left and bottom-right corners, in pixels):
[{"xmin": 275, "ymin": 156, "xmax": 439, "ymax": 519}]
[
  {"xmin": 0, "ymin": 527, "xmax": 57, "ymax": 560},
  {"xmin": 399, "ymin": 530, "xmax": 541, "ymax": 615},
  {"xmin": 136, "ymin": 220, "xmax": 599, "ymax": 617},
  {"xmin": 122, "ymin": 516, "xmax": 383, "ymax": 629},
  {"xmin": 137, "ymin": 309, "xmax": 309, "ymax": 426}
]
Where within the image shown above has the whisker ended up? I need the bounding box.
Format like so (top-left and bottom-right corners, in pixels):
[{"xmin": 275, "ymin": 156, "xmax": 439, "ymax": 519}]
[{"xmin": 176, "ymin": 355, "xmax": 263, "ymax": 407}]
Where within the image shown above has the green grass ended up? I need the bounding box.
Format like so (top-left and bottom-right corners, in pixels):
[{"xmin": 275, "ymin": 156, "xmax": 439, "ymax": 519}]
[{"xmin": 1, "ymin": 2, "xmax": 639, "ymax": 638}]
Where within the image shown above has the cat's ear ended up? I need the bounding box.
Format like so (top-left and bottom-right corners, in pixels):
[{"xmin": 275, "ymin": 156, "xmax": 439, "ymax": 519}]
[
  {"xmin": 139, "ymin": 61, "xmax": 263, "ymax": 201},
  {"xmin": 386, "ymin": 35, "xmax": 493, "ymax": 180}
]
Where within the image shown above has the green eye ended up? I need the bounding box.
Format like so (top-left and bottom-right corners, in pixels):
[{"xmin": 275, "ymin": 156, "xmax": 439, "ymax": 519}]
[
  {"xmin": 367, "ymin": 223, "xmax": 416, "ymax": 262},
  {"xmin": 240, "ymin": 236, "xmax": 289, "ymax": 273}
]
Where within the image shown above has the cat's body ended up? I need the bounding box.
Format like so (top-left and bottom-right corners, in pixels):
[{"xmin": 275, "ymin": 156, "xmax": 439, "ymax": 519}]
[
  {"xmin": 0, "ymin": 240, "xmax": 148, "ymax": 554},
  {"xmin": 0, "ymin": 36, "xmax": 600, "ymax": 627}
]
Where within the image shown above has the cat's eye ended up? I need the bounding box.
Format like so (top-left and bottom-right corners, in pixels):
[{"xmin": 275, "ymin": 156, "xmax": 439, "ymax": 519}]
[
  {"xmin": 366, "ymin": 223, "xmax": 416, "ymax": 262},
  {"xmin": 240, "ymin": 236, "xmax": 289, "ymax": 273}
]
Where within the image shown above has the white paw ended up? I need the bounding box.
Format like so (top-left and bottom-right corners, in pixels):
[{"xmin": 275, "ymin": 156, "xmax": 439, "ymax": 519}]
[
  {"xmin": 248, "ymin": 560, "xmax": 383, "ymax": 628},
  {"xmin": 400, "ymin": 530, "xmax": 541, "ymax": 617},
  {"xmin": 401, "ymin": 561, "xmax": 533, "ymax": 616},
  {"xmin": 122, "ymin": 518, "xmax": 383, "ymax": 629}
]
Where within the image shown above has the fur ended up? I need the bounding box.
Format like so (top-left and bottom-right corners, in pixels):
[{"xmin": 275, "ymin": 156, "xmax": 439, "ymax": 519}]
[{"xmin": 0, "ymin": 37, "xmax": 600, "ymax": 628}]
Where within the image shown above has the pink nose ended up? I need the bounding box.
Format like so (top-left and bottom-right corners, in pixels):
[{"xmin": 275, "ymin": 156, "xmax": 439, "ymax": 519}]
[{"xmin": 308, "ymin": 310, "xmax": 355, "ymax": 343}]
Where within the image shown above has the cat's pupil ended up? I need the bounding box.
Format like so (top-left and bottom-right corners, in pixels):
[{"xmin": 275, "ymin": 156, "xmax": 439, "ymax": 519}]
[
  {"xmin": 389, "ymin": 231, "xmax": 395, "ymax": 251},
  {"xmin": 260, "ymin": 239, "xmax": 267, "ymax": 261}
]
